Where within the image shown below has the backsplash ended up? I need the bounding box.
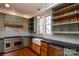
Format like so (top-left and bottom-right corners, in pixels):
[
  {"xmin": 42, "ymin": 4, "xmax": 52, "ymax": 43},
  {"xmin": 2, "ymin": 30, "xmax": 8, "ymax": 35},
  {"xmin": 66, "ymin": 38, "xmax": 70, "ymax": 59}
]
[
  {"xmin": 41, "ymin": 34, "xmax": 79, "ymax": 44},
  {"xmin": 4, "ymin": 26, "xmax": 22, "ymax": 37}
]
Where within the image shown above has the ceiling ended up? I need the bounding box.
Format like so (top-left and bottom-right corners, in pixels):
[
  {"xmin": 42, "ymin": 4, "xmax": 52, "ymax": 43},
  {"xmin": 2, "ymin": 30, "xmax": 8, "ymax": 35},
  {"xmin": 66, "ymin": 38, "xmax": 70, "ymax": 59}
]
[{"xmin": 0, "ymin": 3, "xmax": 58, "ymax": 19}]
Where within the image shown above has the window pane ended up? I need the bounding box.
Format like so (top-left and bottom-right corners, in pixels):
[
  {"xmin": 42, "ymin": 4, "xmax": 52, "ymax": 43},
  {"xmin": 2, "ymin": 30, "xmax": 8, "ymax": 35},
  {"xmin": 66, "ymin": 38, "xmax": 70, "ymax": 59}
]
[
  {"xmin": 46, "ymin": 25, "xmax": 51, "ymax": 34},
  {"xmin": 46, "ymin": 16, "xmax": 51, "ymax": 24},
  {"xmin": 36, "ymin": 15, "xmax": 52, "ymax": 34},
  {"xmin": 39, "ymin": 18, "xmax": 45, "ymax": 34},
  {"xmin": 45, "ymin": 16, "xmax": 52, "ymax": 34}
]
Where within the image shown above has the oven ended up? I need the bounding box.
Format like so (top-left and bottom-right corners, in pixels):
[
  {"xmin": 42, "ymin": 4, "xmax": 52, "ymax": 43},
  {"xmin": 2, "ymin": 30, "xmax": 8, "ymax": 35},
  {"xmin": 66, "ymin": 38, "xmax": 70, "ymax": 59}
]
[
  {"xmin": 4, "ymin": 38, "xmax": 13, "ymax": 52},
  {"xmin": 3, "ymin": 37, "xmax": 23, "ymax": 53},
  {"xmin": 4, "ymin": 26, "xmax": 23, "ymax": 52},
  {"xmin": 14, "ymin": 41, "xmax": 22, "ymax": 46},
  {"xmin": 13, "ymin": 38, "xmax": 23, "ymax": 50}
]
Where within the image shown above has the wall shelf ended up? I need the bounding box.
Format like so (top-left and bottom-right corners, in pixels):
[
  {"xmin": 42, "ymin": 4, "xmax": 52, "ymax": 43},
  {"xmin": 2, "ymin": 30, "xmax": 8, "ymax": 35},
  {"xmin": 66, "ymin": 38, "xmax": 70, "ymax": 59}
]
[
  {"xmin": 53, "ymin": 4, "xmax": 79, "ymax": 15},
  {"xmin": 53, "ymin": 21, "xmax": 79, "ymax": 26},
  {"xmin": 5, "ymin": 22, "xmax": 23, "ymax": 28},
  {"xmin": 52, "ymin": 3, "xmax": 67, "ymax": 11},
  {"xmin": 52, "ymin": 3, "xmax": 79, "ymax": 34},
  {"xmin": 53, "ymin": 11, "xmax": 79, "ymax": 19}
]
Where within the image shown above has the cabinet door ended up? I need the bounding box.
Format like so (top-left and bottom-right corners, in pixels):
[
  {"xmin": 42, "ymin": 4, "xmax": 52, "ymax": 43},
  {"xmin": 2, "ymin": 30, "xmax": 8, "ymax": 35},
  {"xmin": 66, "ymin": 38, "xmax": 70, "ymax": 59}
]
[
  {"xmin": 0, "ymin": 40, "xmax": 4, "ymax": 52},
  {"xmin": 22, "ymin": 19, "xmax": 28, "ymax": 31},
  {"xmin": 32, "ymin": 42, "xmax": 35, "ymax": 50},
  {"xmin": 29, "ymin": 38, "xmax": 32, "ymax": 49},
  {"xmin": 5, "ymin": 14, "xmax": 22, "ymax": 25},
  {"xmin": 5, "ymin": 14, "xmax": 16, "ymax": 23},
  {"xmin": 23, "ymin": 38, "xmax": 29, "ymax": 47},
  {"xmin": 41, "ymin": 42, "xmax": 48, "ymax": 56},
  {"xmin": 35, "ymin": 44, "xmax": 40, "ymax": 54},
  {"xmin": 41, "ymin": 47, "xmax": 48, "ymax": 56},
  {"xmin": 49, "ymin": 45, "xmax": 64, "ymax": 56},
  {"xmin": 41, "ymin": 42, "xmax": 48, "ymax": 48}
]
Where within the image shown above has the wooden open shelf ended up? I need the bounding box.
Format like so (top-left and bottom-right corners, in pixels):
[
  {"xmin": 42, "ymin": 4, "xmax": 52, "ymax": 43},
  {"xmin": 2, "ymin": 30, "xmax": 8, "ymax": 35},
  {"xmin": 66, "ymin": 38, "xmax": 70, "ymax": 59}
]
[
  {"xmin": 5, "ymin": 22, "xmax": 23, "ymax": 28},
  {"xmin": 53, "ymin": 11, "xmax": 79, "ymax": 19},
  {"xmin": 53, "ymin": 21, "xmax": 79, "ymax": 26},
  {"xmin": 52, "ymin": 3, "xmax": 79, "ymax": 34}
]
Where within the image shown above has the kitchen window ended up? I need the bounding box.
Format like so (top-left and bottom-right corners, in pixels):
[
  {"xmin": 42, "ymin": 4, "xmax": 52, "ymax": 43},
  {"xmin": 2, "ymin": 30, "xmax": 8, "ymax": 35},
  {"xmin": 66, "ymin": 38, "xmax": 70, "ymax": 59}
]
[
  {"xmin": 38, "ymin": 18, "xmax": 45, "ymax": 34},
  {"xmin": 45, "ymin": 16, "xmax": 52, "ymax": 34},
  {"xmin": 36, "ymin": 15, "xmax": 52, "ymax": 34}
]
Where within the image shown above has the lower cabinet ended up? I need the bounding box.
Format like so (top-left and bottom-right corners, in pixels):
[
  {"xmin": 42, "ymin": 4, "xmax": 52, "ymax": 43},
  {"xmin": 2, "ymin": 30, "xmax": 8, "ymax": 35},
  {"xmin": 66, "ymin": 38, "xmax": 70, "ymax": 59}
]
[
  {"xmin": 40, "ymin": 41, "xmax": 64, "ymax": 56},
  {"xmin": 48, "ymin": 44, "xmax": 64, "ymax": 56},
  {"xmin": 30, "ymin": 39, "xmax": 64, "ymax": 56},
  {"xmin": 40, "ymin": 41, "xmax": 48, "ymax": 56}
]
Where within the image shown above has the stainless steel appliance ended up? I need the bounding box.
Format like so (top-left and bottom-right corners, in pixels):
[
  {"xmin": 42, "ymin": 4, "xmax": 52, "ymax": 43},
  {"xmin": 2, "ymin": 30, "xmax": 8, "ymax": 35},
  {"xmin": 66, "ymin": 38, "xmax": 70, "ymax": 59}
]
[
  {"xmin": 13, "ymin": 37, "xmax": 23, "ymax": 50},
  {"xmin": 3, "ymin": 24, "xmax": 23, "ymax": 53},
  {"xmin": 4, "ymin": 38, "xmax": 13, "ymax": 52},
  {"xmin": 3, "ymin": 37, "xmax": 23, "ymax": 53}
]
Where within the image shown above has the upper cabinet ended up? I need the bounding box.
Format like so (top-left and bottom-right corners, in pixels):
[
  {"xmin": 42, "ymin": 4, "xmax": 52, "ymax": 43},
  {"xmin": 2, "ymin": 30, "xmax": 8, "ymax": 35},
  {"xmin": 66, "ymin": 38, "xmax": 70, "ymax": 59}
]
[
  {"xmin": 4, "ymin": 14, "xmax": 28, "ymax": 31},
  {"xmin": 5, "ymin": 14, "xmax": 23, "ymax": 25},
  {"xmin": 0, "ymin": 13, "xmax": 29, "ymax": 32},
  {"xmin": 28, "ymin": 17, "xmax": 34, "ymax": 33},
  {"xmin": 22, "ymin": 18, "xmax": 28, "ymax": 31}
]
